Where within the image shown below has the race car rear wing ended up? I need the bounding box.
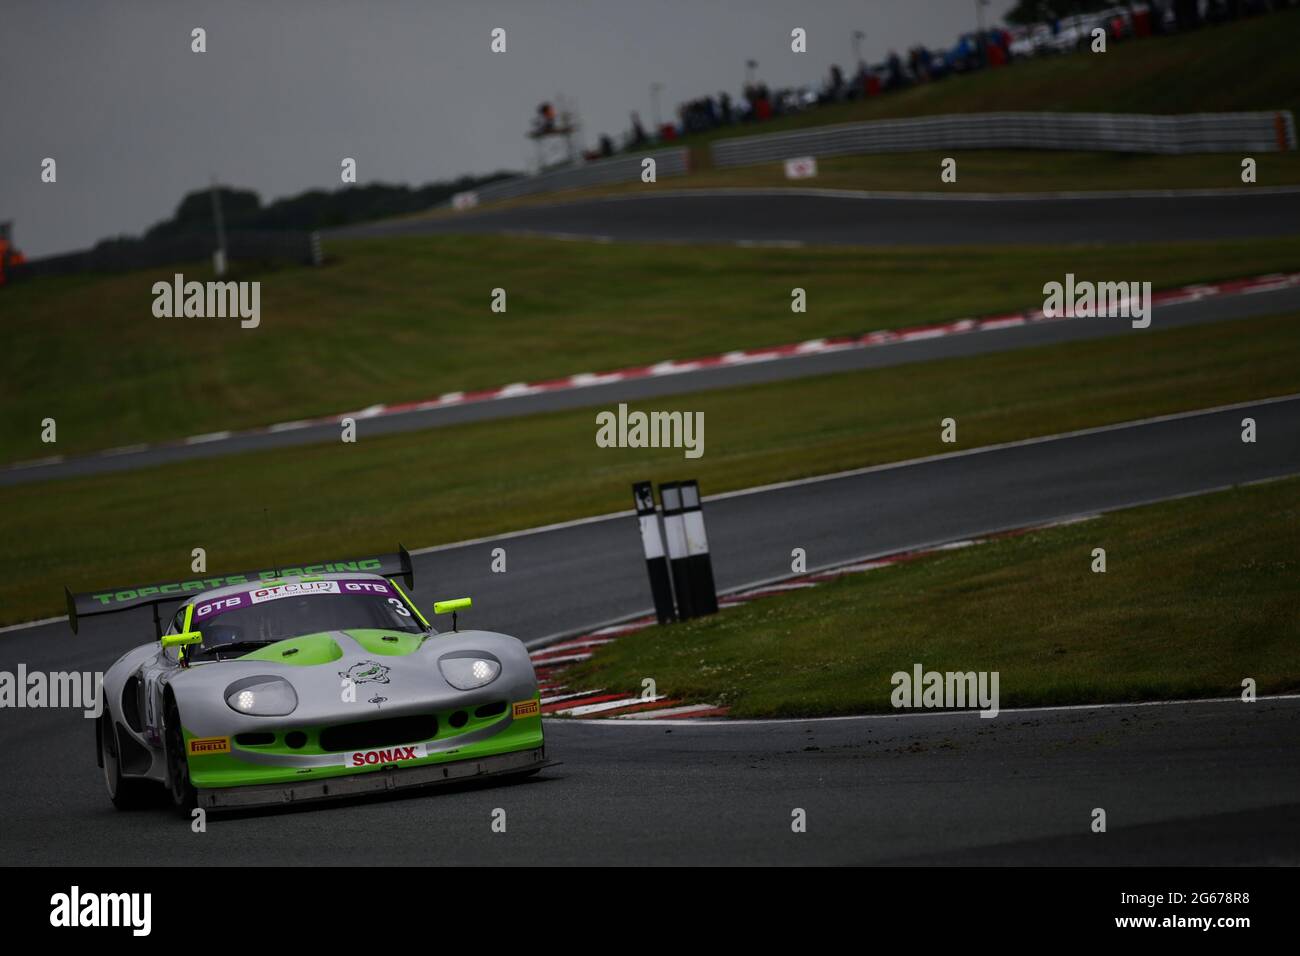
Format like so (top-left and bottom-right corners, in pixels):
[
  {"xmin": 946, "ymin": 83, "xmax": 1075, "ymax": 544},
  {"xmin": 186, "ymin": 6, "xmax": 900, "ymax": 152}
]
[{"xmin": 65, "ymin": 545, "xmax": 415, "ymax": 637}]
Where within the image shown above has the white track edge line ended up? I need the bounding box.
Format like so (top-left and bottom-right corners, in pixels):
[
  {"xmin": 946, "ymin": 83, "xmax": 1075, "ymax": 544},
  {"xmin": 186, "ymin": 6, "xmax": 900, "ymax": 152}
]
[
  {"xmin": 5, "ymin": 408, "xmax": 1297, "ymax": 637},
  {"xmin": 563, "ymin": 693, "xmax": 1300, "ymax": 727}
]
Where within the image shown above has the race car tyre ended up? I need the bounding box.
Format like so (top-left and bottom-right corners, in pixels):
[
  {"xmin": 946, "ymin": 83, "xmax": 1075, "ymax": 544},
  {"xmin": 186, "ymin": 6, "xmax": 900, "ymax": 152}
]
[
  {"xmin": 99, "ymin": 714, "xmax": 155, "ymax": 810},
  {"xmin": 163, "ymin": 694, "xmax": 198, "ymax": 817}
]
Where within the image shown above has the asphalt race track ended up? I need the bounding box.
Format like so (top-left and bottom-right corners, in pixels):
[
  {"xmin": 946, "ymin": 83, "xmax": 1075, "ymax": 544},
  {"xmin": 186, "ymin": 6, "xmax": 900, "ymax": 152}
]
[
  {"xmin": 5, "ymin": 696, "xmax": 1298, "ymax": 865},
  {"xmin": 7, "ymin": 282, "xmax": 1298, "ymax": 486},
  {"xmin": 2, "ymin": 396, "xmax": 1298, "ymax": 864},
  {"xmin": 331, "ymin": 188, "xmax": 1300, "ymax": 246}
]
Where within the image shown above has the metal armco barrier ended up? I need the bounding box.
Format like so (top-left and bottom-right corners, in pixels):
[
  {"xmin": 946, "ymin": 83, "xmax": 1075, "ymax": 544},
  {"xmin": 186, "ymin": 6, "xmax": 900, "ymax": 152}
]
[
  {"xmin": 711, "ymin": 111, "xmax": 1298, "ymax": 167},
  {"xmin": 463, "ymin": 148, "xmax": 690, "ymax": 205}
]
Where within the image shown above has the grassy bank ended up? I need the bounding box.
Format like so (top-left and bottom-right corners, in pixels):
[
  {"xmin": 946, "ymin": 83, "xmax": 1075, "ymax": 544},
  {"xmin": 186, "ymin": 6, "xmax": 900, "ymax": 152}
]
[
  {"xmin": 2, "ymin": 309, "xmax": 1297, "ymax": 625},
  {"xmin": 421, "ymin": 9, "xmax": 1300, "ymax": 212},
  {"xmin": 679, "ymin": 8, "xmax": 1300, "ymax": 150},
  {"xmin": 565, "ymin": 478, "xmax": 1300, "ymax": 717},
  {"xmin": 6, "ymin": 235, "xmax": 1300, "ymax": 463}
]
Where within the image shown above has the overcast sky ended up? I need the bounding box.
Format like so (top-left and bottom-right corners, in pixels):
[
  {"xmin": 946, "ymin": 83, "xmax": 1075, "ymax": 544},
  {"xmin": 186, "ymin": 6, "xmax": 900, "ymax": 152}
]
[{"xmin": 1, "ymin": 0, "xmax": 1016, "ymax": 257}]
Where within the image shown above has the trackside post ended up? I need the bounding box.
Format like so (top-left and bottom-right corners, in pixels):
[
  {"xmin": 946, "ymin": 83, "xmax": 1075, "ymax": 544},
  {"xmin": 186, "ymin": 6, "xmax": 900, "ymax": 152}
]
[
  {"xmin": 678, "ymin": 479, "xmax": 718, "ymax": 616},
  {"xmin": 659, "ymin": 481, "xmax": 696, "ymax": 620},
  {"xmin": 632, "ymin": 481, "xmax": 676, "ymax": 625}
]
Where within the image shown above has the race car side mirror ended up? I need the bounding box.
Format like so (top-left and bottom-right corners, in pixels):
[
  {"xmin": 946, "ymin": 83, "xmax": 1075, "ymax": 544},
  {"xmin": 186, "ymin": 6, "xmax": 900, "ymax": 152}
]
[
  {"xmin": 162, "ymin": 605, "xmax": 203, "ymax": 661},
  {"xmin": 161, "ymin": 631, "xmax": 202, "ymax": 649},
  {"xmin": 433, "ymin": 597, "xmax": 472, "ymax": 632},
  {"xmin": 161, "ymin": 630, "xmax": 203, "ymax": 668}
]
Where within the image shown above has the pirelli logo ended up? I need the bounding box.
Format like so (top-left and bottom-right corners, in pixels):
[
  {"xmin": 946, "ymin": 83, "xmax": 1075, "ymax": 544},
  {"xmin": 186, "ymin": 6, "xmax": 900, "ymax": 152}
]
[
  {"xmin": 188, "ymin": 736, "xmax": 231, "ymax": 756},
  {"xmin": 512, "ymin": 699, "xmax": 540, "ymax": 719}
]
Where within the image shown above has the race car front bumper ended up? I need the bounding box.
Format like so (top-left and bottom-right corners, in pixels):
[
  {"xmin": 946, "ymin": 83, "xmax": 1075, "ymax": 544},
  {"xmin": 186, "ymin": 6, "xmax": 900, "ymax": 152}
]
[{"xmin": 198, "ymin": 746, "xmax": 549, "ymax": 811}]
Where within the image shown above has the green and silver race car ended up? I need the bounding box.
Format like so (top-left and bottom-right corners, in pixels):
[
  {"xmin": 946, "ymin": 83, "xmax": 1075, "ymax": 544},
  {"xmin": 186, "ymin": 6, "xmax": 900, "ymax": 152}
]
[{"xmin": 68, "ymin": 548, "xmax": 548, "ymax": 814}]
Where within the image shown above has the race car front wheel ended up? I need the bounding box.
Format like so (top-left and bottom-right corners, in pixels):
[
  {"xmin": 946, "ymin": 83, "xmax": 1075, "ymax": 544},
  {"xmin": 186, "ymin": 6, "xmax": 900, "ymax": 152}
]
[
  {"xmin": 98, "ymin": 714, "xmax": 155, "ymax": 810},
  {"xmin": 163, "ymin": 694, "xmax": 198, "ymax": 817}
]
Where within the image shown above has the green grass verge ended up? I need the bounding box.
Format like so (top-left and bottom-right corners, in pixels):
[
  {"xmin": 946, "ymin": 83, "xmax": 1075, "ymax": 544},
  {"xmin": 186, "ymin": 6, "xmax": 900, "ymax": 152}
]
[
  {"xmin": 6, "ymin": 235, "xmax": 1300, "ymax": 463},
  {"xmin": 564, "ymin": 477, "xmax": 1300, "ymax": 718},
  {"xmin": 2, "ymin": 309, "xmax": 1297, "ymax": 626}
]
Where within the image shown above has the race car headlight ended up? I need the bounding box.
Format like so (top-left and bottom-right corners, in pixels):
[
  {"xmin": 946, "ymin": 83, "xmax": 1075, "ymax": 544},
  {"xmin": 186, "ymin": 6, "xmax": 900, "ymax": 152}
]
[
  {"xmin": 438, "ymin": 654, "xmax": 501, "ymax": 690},
  {"xmin": 224, "ymin": 677, "xmax": 298, "ymax": 716}
]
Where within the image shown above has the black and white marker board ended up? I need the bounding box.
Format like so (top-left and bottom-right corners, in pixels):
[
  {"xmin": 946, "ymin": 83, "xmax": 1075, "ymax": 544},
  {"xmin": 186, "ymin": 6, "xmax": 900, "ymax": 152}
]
[
  {"xmin": 632, "ymin": 481, "xmax": 675, "ymax": 625},
  {"xmin": 678, "ymin": 479, "xmax": 718, "ymax": 616},
  {"xmin": 658, "ymin": 481, "xmax": 696, "ymax": 620}
]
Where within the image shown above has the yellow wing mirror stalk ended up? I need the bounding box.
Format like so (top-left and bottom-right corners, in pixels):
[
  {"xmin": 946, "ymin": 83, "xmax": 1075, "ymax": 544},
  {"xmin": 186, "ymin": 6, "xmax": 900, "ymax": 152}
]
[
  {"xmin": 433, "ymin": 597, "xmax": 472, "ymax": 632},
  {"xmin": 162, "ymin": 604, "xmax": 203, "ymax": 665},
  {"xmin": 161, "ymin": 630, "xmax": 202, "ymax": 667},
  {"xmin": 161, "ymin": 632, "xmax": 202, "ymax": 649}
]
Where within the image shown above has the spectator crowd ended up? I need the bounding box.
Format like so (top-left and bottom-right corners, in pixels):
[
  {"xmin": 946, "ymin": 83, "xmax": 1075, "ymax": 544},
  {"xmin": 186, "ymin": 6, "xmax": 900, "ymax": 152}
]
[{"xmin": 559, "ymin": 0, "xmax": 1289, "ymax": 162}]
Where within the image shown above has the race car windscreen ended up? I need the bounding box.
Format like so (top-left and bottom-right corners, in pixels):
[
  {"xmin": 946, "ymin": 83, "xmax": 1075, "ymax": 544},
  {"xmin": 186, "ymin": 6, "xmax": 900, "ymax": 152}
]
[{"xmin": 188, "ymin": 579, "xmax": 424, "ymax": 657}]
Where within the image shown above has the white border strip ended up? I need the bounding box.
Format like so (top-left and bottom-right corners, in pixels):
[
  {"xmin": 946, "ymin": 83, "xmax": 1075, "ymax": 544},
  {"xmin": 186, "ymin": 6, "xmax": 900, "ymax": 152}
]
[
  {"xmin": 568, "ymin": 693, "xmax": 1300, "ymax": 727},
  {"xmin": 7, "ymin": 273, "xmax": 1297, "ymax": 476},
  {"xmin": 7, "ymin": 397, "xmax": 1298, "ymax": 637},
  {"xmin": 707, "ymin": 392, "xmax": 1300, "ymax": 503}
]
